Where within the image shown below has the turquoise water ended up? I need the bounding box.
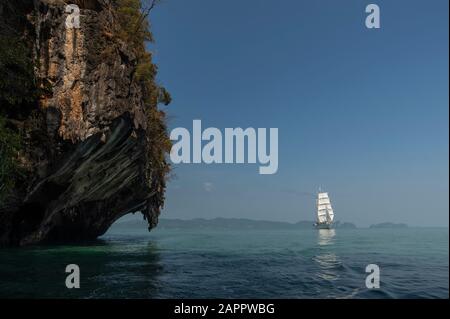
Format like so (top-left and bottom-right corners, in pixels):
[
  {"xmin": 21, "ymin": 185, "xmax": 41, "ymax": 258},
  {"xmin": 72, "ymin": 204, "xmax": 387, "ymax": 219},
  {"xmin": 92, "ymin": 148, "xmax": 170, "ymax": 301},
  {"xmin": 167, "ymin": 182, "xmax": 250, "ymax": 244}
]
[{"xmin": 0, "ymin": 227, "xmax": 448, "ymax": 298}]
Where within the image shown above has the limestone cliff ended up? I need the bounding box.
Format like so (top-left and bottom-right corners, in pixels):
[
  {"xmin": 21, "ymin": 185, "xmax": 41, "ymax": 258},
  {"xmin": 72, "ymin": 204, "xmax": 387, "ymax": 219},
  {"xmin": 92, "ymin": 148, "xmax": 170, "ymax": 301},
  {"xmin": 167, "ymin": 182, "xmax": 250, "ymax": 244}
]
[{"xmin": 0, "ymin": 0, "xmax": 170, "ymax": 246}]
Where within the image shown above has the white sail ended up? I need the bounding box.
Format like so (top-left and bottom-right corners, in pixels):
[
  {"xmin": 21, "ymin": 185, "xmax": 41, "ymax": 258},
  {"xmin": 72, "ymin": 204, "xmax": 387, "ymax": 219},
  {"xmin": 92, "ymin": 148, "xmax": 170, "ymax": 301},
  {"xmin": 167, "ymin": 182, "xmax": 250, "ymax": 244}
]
[
  {"xmin": 317, "ymin": 208, "xmax": 327, "ymax": 223},
  {"xmin": 316, "ymin": 192, "xmax": 334, "ymax": 225},
  {"xmin": 326, "ymin": 208, "xmax": 334, "ymax": 222},
  {"xmin": 318, "ymin": 192, "xmax": 329, "ymax": 199}
]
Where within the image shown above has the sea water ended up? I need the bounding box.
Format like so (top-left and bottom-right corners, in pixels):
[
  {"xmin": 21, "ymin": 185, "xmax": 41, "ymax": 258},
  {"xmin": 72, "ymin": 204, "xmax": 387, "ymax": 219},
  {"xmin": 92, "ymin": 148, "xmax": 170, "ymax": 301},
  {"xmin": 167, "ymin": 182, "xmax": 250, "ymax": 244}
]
[{"xmin": 0, "ymin": 226, "xmax": 448, "ymax": 298}]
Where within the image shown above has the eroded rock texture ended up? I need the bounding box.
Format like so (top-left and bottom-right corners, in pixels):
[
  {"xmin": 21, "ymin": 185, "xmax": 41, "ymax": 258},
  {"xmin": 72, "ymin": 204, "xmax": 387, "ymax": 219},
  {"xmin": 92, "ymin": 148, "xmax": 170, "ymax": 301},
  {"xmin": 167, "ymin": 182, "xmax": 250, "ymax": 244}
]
[{"xmin": 0, "ymin": 0, "xmax": 167, "ymax": 246}]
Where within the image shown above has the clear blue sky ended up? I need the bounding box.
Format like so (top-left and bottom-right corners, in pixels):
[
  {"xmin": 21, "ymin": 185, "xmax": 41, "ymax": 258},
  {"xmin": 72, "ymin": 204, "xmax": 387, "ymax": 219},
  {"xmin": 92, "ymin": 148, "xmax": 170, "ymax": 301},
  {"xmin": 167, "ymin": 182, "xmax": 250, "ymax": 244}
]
[{"xmin": 144, "ymin": 0, "xmax": 448, "ymax": 226}]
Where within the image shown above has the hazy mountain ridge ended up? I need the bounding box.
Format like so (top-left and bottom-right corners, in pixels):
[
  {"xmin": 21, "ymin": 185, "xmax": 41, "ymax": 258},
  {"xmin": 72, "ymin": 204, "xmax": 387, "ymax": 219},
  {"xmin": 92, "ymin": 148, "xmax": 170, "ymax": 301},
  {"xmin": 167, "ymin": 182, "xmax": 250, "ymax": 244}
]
[
  {"xmin": 369, "ymin": 222, "xmax": 408, "ymax": 229},
  {"xmin": 113, "ymin": 218, "xmax": 418, "ymax": 230},
  {"xmin": 115, "ymin": 217, "xmax": 359, "ymax": 230}
]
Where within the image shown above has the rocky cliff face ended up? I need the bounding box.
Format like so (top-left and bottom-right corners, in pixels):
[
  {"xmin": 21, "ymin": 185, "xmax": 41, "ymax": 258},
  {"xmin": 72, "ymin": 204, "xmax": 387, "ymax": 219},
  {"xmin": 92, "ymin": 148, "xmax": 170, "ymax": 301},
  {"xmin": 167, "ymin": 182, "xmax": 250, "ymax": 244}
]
[{"xmin": 0, "ymin": 0, "xmax": 169, "ymax": 246}]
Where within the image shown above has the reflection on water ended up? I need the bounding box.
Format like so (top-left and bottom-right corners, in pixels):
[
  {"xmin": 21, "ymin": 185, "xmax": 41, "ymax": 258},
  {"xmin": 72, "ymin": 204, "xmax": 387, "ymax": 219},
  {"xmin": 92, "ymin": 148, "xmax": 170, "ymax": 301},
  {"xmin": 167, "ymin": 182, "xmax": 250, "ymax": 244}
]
[
  {"xmin": 314, "ymin": 229, "xmax": 340, "ymax": 282},
  {"xmin": 317, "ymin": 229, "xmax": 336, "ymax": 246}
]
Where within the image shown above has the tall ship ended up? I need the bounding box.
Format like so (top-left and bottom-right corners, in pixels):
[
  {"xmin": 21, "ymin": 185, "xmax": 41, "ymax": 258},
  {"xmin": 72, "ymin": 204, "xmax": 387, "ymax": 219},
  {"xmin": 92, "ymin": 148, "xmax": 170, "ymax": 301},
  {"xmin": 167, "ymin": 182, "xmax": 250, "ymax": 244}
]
[{"xmin": 314, "ymin": 191, "xmax": 334, "ymax": 229}]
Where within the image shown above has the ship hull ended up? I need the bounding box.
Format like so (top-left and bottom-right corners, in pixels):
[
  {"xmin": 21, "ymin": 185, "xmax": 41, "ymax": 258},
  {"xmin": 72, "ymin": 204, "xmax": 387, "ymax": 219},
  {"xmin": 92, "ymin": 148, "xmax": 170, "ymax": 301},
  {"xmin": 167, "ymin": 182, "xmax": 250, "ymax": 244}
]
[{"xmin": 314, "ymin": 223, "xmax": 333, "ymax": 229}]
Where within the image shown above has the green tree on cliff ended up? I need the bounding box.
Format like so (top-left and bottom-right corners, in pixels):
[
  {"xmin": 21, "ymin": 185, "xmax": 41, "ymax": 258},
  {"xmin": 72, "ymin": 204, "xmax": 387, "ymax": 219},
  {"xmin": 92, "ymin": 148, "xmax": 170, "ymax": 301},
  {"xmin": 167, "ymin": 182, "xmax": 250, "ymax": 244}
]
[
  {"xmin": 0, "ymin": 30, "xmax": 34, "ymax": 202},
  {"xmin": 115, "ymin": 0, "xmax": 172, "ymax": 185}
]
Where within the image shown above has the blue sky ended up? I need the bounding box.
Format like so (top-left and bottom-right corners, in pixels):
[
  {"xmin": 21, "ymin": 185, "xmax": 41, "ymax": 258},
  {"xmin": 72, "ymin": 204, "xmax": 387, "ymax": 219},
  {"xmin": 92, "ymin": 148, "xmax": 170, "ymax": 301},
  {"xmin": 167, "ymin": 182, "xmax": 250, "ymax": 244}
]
[{"xmin": 143, "ymin": 0, "xmax": 448, "ymax": 226}]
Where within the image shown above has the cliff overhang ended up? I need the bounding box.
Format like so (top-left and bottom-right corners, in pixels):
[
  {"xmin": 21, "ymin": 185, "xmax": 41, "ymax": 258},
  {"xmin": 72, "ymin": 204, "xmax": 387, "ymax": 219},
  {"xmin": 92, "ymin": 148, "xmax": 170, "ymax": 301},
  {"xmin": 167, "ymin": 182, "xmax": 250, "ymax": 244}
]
[{"xmin": 0, "ymin": 0, "xmax": 169, "ymax": 246}]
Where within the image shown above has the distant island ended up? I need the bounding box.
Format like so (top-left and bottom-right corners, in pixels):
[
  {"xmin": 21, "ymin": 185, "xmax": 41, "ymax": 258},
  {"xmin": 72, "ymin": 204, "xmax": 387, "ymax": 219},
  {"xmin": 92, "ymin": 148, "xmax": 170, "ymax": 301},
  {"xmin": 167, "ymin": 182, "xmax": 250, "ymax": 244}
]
[
  {"xmin": 369, "ymin": 222, "xmax": 408, "ymax": 229},
  {"xmin": 113, "ymin": 218, "xmax": 414, "ymax": 230},
  {"xmin": 160, "ymin": 218, "xmax": 360, "ymax": 230},
  {"xmin": 115, "ymin": 217, "xmax": 358, "ymax": 230}
]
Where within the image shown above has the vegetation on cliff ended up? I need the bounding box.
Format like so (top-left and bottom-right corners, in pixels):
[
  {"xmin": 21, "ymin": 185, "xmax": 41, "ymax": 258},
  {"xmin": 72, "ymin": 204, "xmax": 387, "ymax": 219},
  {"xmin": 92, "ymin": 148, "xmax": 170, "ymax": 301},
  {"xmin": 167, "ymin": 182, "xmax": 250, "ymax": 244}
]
[
  {"xmin": 0, "ymin": 3, "xmax": 36, "ymax": 203},
  {"xmin": 0, "ymin": 36, "xmax": 37, "ymax": 109},
  {"xmin": 115, "ymin": 0, "xmax": 173, "ymax": 188}
]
